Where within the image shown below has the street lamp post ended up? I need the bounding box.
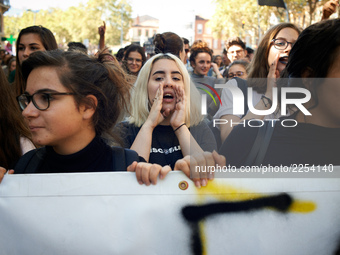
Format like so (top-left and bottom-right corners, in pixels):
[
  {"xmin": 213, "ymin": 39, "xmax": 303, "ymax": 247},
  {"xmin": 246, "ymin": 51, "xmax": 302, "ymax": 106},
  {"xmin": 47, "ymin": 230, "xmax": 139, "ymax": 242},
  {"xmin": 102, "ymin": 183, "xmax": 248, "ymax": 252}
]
[
  {"xmin": 27, "ymin": 9, "xmax": 39, "ymax": 25},
  {"xmin": 120, "ymin": 11, "xmax": 123, "ymax": 47},
  {"xmin": 120, "ymin": 4, "xmax": 124, "ymax": 47}
]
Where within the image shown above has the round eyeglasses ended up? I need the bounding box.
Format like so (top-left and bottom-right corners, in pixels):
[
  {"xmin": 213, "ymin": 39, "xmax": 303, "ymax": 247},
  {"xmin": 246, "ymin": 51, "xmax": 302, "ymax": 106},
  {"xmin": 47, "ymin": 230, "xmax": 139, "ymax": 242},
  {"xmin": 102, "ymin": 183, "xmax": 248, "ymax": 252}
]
[
  {"xmin": 228, "ymin": 71, "xmax": 245, "ymax": 78},
  {"xmin": 17, "ymin": 92, "xmax": 76, "ymax": 111},
  {"xmin": 127, "ymin": 57, "xmax": 142, "ymax": 63},
  {"xmin": 271, "ymin": 39, "xmax": 295, "ymax": 50}
]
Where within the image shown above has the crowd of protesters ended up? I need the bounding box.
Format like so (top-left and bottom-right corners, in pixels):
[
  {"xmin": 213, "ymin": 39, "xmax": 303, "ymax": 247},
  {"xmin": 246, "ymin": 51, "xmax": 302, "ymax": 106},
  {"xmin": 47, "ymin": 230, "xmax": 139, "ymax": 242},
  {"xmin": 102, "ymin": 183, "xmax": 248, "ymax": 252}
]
[{"xmin": 0, "ymin": 1, "xmax": 339, "ymax": 188}]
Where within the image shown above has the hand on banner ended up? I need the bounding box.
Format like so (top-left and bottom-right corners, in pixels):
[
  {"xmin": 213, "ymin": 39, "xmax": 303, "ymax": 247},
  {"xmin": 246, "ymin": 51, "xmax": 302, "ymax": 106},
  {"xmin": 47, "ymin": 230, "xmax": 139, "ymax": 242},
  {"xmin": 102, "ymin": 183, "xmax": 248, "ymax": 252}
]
[
  {"xmin": 0, "ymin": 167, "xmax": 14, "ymax": 183},
  {"xmin": 174, "ymin": 150, "xmax": 226, "ymax": 188},
  {"xmin": 127, "ymin": 151, "xmax": 226, "ymax": 188},
  {"xmin": 127, "ymin": 161, "xmax": 171, "ymax": 186}
]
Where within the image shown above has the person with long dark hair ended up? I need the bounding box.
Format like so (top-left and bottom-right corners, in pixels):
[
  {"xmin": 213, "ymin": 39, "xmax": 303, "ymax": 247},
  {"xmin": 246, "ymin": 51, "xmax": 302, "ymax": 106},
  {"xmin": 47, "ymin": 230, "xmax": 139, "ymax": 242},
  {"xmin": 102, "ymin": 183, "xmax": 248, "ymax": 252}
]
[
  {"xmin": 1, "ymin": 50, "xmax": 159, "ymax": 176},
  {"xmin": 215, "ymin": 23, "xmax": 301, "ymax": 143},
  {"xmin": 1, "ymin": 50, "xmax": 214, "ymax": 186},
  {"xmin": 122, "ymin": 44, "xmax": 146, "ymax": 83},
  {"xmin": 0, "ymin": 68, "xmax": 34, "ymax": 169},
  {"xmin": 220, "ymin": 19, "xmax": 340, "ymax": 167},
  {"xmin": 13, "ymin": 26, "xmax": 58, "ymax": 97}
]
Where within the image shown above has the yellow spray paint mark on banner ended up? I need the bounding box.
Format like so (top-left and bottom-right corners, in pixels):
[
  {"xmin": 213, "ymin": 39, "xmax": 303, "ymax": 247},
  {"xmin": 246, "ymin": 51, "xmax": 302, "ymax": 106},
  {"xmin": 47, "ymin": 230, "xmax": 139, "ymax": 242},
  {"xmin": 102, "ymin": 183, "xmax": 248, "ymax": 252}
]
[
  {"xmin": 196, "ymin": 182, "xmax": 316, "ymax": 213},
  {"xmin": 194, "ymin": 181, "xmax": 316, "ymax": 255},
  {"xmin": 290, "ymin": 200, "xmax": 316, "ymax": 213}
]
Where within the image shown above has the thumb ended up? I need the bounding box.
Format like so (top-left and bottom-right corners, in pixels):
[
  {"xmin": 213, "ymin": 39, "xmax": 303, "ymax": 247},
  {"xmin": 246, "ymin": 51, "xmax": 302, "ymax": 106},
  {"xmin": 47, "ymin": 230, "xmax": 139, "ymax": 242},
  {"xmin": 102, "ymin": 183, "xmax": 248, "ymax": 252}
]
[
  {"xmin": 159, "ymin": 165, "xmax": 172, "ymax": 180},
  {"xmin": 174, "ymin": 157, "xmax": 190, "ymax": 178},
  {"xmin": 212, "ymin": 150, "xmax": 226, "ymax": 167},
  {"xmin": 127, "ymin": 161, "xmax": 138, "ymax": 172},
  {"xmin": 162, "ymin": 108, "xmax": 171, "ymax": 118}
]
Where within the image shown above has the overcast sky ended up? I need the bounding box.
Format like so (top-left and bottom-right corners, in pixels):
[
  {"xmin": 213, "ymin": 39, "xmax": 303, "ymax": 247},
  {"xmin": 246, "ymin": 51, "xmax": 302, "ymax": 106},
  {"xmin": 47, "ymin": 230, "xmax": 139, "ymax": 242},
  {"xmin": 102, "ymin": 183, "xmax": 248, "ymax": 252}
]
[
  {"xmin": 7, "ymin": 0, "xmax": 215, "ymax": 36},
  {"xmin": 7, "ymin": 0, "xmax": 215, "ymax": 19}
]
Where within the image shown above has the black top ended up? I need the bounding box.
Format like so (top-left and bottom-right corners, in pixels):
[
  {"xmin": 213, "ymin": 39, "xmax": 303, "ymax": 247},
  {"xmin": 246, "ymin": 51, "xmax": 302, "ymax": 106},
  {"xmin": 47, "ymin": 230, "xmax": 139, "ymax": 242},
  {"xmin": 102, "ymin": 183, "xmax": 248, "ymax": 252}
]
[
  {"xmin": 36, "ymin": 136, "xmax": 114, "ymax": 173},
  {"xmin": 14, "ymin": 136, "xmax": 128, "ymax": 174},
  {"xmin": 122, "ymin": 121, "xmax": 217, "ymax": 169},
  {"xmin": 219, "ymin": 114, "xmax": 340, "ymax": 167}
]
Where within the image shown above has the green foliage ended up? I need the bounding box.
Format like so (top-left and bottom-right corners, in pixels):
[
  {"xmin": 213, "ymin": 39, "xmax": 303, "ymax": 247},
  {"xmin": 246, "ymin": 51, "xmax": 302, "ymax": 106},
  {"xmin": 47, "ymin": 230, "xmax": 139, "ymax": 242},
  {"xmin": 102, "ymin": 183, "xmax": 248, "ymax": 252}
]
[
  {"xmin": 210, "ymin": 0, "xmax": 272, "ymax": 43},
  {"xmin": 3, "ymin": 0, "xmax": 132, "ymax": 48},
  {"xmin": 210, "ymin": 0, "xmax": 327, "ymax": 46}
]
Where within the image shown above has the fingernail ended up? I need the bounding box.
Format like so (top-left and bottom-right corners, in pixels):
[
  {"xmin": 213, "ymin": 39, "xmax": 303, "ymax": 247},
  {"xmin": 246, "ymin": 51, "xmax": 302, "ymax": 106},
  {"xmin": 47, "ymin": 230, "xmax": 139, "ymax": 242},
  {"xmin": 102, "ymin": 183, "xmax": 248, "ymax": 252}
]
[
  {"xmin": 201, "ymin": 179, "xmax": 207, "ymax": 187},
  {"xmin": 138, "ymin": 181, "xmax": 143, "ymax": 185},
  {"xmin": 195, "ymin": 181, "xmax": 201, "ymax": 188},
  {"xmin": 212, "ymin": 150, "xmax": 218, "ymax": 157}
]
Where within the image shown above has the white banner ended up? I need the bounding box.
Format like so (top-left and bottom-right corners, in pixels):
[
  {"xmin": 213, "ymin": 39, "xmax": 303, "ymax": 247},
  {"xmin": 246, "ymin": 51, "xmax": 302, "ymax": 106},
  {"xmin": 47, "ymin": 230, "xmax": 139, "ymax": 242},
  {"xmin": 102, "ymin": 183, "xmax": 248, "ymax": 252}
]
[{"xmin": 0, "ymin": 169, "xmax": 340, "ymax": 255}]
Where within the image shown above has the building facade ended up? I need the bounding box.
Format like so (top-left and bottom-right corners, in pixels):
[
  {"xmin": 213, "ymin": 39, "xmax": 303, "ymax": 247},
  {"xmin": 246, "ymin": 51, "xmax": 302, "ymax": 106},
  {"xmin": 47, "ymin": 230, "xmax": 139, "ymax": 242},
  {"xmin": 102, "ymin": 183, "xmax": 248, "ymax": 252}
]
[
  {"xmin": 194, "ymin": 15, "xmax": 223, "ymax": 55},
  {"xmin": 129, "ymin": 15, "xmax": 159, "ymax": 46}
]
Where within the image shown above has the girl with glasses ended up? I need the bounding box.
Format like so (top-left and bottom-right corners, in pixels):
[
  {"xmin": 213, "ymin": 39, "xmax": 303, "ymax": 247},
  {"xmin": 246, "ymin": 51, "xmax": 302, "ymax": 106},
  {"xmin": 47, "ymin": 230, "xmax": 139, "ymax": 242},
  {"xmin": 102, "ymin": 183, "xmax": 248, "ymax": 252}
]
[
  {"xmin": 122, "ymin": 44, "xmax": 146, "ymax": 83},
  {"xmin": 1, "ymin": 50, "xmax": 217, "ymax": 187},
  {"xmin": 227, "ymin": 60, "xmax": 249, "ymax": 80},
  {"xmin": 220, "ymin": 18, "xmax": 340, "ymax": 167},
  {"xmin": 214, "ymin": 23, "xmax": 301, "ymax": 143},
  {"xmin": 0, "ymin": 50, "xmax": 172, "ymax": 177}
]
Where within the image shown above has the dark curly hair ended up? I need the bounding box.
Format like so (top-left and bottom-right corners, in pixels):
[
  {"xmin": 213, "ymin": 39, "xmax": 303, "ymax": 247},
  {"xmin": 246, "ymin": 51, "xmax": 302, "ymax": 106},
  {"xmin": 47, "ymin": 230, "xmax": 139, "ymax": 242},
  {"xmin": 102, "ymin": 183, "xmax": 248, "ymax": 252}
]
[{"xmin": 189, "ymin": 40, "xmax": 213, "ymax": 65}]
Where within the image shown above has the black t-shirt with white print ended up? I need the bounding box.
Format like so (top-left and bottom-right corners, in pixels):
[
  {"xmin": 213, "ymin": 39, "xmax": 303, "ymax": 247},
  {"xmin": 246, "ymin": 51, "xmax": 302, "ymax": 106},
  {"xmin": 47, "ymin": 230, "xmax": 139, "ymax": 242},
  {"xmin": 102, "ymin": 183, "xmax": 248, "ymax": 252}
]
[{"xmin": 121, "ymin": 121, "xmax": 217, "ymax": 169}]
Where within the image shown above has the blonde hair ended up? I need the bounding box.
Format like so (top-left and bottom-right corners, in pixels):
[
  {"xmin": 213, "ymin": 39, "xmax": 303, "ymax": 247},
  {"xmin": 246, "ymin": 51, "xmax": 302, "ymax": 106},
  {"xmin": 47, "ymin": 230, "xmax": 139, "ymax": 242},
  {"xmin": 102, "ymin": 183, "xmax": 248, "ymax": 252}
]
[{"xmin": 129, "ymin": 53, "xmax": 203, "ymax": 127}]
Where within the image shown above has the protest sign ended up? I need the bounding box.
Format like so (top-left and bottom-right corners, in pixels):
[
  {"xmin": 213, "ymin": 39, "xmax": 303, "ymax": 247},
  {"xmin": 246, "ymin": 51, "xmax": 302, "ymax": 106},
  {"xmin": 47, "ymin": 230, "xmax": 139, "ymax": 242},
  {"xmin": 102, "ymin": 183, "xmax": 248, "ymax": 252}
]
[{"xmin": 1, "ymin": 170, "xmax": 340, "ymax": 255}]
